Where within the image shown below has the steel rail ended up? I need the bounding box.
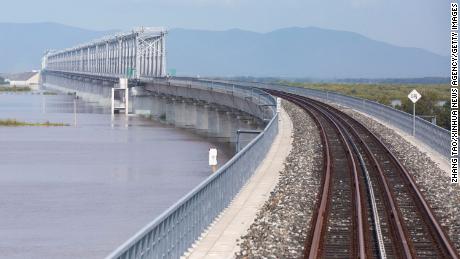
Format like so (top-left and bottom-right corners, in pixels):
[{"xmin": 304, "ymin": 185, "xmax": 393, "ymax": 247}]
[
  {"xmin": 273, "ymin": 91, "xmax": 367, "ymax": 258},
  {"xmin": 298, "ymin": 94, "xmax": 414, "ymax": 258},
  {"xmin": 284, "ymin": 96, "xmax": 332, "ymax": 258},
  {"xmin": 341, "ymin": 123, "xmax": 388, "ymax": 259},
  {"xmin": 307, "ymin": 96, "xmax": 459, "ymax": 259},
  {"xmin": 288, "ymin": 91, "xmax": 390, "ymax": 259}
]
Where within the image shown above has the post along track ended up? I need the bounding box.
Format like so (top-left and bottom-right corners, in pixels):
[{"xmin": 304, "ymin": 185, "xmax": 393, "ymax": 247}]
[{"xmin": 267, "ymin": 90, "xmax": 459, "ymax": 259}]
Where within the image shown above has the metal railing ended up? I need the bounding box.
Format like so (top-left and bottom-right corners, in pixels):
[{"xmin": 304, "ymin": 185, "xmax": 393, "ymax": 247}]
[
  {"xmin": 106, "ymin": 82, "xmax": 278, "ymax": 259},
  {"xmin": 143, "ymin": 77, "xmax": 276, "ymax": 121},
  {"xmin": 149, "ymin": 77, "xmax": 275, "ymax": 107},
  {"xmin": 217, "ymin": 80, "xmax": 450, "ymax": 159}
]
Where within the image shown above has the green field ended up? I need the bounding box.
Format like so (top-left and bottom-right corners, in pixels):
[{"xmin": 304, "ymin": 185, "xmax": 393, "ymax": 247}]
[
  {"xmin": 0, "ymin": 119, "xmax": 69, "ymax": 127},
  {"xmin": 0, "ymin": 86, "xmax": 31, "ymax": 92},
  {"xmin": 281, "ymin": 81, "xmax": 451, "ymax": 129}
]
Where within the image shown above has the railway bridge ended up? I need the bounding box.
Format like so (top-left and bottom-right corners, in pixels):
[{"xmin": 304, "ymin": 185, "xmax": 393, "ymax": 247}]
[{"xmin": 40, "ymin": 27, "xmax": 458, "ymax": 259}]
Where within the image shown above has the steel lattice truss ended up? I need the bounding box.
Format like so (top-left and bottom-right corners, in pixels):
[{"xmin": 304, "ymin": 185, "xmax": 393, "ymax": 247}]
[{"xmin": 43, "ymin": 27, "xmax": 167, "ymax": 78}]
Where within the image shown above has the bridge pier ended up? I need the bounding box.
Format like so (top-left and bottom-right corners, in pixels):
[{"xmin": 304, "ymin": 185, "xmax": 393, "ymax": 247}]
[
  {"xmin": 166, "ymin": 98, "xmax": 176, "ymax": 124},
  {"xmin": 217, "ymin": 111, "xmax": 233, "ymax": 143},
  {"xmin": 157, "ymin": 96, "xmax": 167, "ymax": 120},
  {"xmin": 195, "ymin": 104, "xmax": 210, "ymax": 134},
  {"xmin": 174, "ymin": 99, "xmax": 187, "ymax": 128},
  {"xmin": 185, "ymin": 101, "xmax": 198, "ymax": 128},
  {"xmin": 207, "ymin": 107, "xmax": 220, "ymax": 139}
]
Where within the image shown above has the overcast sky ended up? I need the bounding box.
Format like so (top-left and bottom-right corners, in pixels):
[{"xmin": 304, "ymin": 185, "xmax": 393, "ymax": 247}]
[{"xmin": 0, "ymin": 0, "xmax": 449, "ymax": 56}]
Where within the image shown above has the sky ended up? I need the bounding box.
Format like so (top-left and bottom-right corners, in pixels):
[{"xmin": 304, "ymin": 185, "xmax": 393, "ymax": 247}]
[{"xmin": 0, "ymin": 0, "xmax": 449, "ymax": 56}]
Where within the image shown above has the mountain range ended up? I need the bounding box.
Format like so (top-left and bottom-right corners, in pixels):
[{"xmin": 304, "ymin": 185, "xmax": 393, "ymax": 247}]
[{"xmin": 0, "ymin": 22, "xmax": 448, "ymax": 78}]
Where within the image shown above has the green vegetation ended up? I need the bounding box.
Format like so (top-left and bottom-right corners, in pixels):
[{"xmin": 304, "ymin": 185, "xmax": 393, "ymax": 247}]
[
  {"xmin": 42, "ymin": 91, "xmax": 58, "ymax": 95},
  {"xmin": 0, "ymin": 86, "xmax": 31, "ymax": 92},
  {"xmin": 0, "ymin": 76, "xmax": 6, "ymax": 85},
  {"xmin": 281, "ymin": 81, "xmax": 451, "ymax": 130},
  {"xmin": 0, "ymin": 119, "xmax": 69, "ymax": 127}
]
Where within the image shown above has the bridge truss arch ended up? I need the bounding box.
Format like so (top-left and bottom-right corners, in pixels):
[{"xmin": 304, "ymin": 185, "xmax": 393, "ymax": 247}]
[{"xmin": 43, "ymin": 27, "xmax": 167, "ymax": 79}]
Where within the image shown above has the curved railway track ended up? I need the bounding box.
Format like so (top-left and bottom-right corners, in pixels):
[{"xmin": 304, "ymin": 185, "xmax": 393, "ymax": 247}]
[{"xmin": 267, "ymin": 90, "xmax": 459, "ymax": 259}]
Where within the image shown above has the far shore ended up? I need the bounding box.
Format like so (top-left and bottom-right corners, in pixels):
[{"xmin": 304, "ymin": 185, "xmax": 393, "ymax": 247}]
[
  {"xmin": 0, "ymin": 119, "xmax": 69, "ymax": 127},
  {"xmin": 0, "ymin": 85, "xmax": 32, "ymax": 92}
]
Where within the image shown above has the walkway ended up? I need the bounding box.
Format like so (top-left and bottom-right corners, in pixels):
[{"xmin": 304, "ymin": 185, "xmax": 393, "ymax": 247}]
[{"xmin": 183, "ymin": 107, "xmax": 294, "ymax": 259}]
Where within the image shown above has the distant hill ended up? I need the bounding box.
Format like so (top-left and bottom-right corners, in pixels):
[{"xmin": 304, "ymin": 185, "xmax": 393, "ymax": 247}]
[
  {"xmin": 0, "ymin": 23, "xmax": 449, "ymax": 78},
  {"xmin": 167, "ymin": 27, "xmax": 448, "ymax": 78},
  {"xmin": 0, "ymin": 22, "xmax": 114, "ymax": 72}
]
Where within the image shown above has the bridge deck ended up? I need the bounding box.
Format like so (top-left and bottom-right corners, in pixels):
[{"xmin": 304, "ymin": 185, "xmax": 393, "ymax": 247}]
[{"xmin": 183, "ymin": 107, "xmax": 293, "ymax": 259}]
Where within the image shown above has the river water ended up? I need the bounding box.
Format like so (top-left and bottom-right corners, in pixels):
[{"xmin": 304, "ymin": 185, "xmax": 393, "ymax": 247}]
[{"xmin": 0, "ymin": 92, "xmax": 232, "ymax": 258}]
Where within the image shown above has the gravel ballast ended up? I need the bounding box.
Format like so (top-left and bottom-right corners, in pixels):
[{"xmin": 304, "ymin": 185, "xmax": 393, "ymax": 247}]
[
  {"xmin": 236, "ymin": 101, "xmax": 322, "ymax": 258},
  {"xmin": 336, "ymin": 105, "xmax": 460, "ymax": 252},
  {"xmin": 236, "ymin": 98, "xmax": 460, "ymax": 257}
]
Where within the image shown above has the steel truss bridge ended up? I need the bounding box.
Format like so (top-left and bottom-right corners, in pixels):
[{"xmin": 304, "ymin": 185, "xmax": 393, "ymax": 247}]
[{"xmin": 42, "ymin": 27, "xmax": 167, "ymax": 79}]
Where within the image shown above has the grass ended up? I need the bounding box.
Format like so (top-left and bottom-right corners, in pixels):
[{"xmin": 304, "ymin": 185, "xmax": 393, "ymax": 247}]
[
  {"xmin": 280, "ymin": 81, "xmax": 450, "ymax": 105},
  {"xmin": 0, "ymin": 119, "xmax": 70, "ymax": 127},
  {"xmin": 0, "ymin": 86, "xmax": 31, "ymax": 92},
  {"xmin": 42, "ymin": 91, "xmax": 58, "ymax": 95}
]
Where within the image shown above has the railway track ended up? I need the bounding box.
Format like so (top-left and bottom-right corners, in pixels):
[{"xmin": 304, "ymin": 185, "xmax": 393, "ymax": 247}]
[{"xmin": 267, "ymin": 90, "xmax": 459, "ymax": 259}]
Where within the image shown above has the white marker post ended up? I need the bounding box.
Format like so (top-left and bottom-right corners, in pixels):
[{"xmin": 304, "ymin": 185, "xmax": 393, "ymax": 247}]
[
  {"xmin": 408, "ymin": 89, "xmax": 422, "ymax": 136},
  {"xmin": 276, "ymin": 97, "xmax": 281, "ymax": 113},
  {"xmin": 209, "ymin": 148, "xmax": 218, "ymax": 173}
]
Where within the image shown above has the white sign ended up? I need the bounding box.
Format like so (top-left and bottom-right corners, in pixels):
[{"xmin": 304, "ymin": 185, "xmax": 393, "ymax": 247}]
[
  {"xmin": 209, "ymin": 148, "xmax": 217, "ymax": 166},
  {"xmin": 119, "ymin": 78, "xmax": 128, "ymax": 89},
  {"xmin": 408, "ymin": 89, "xmax": 422, "ymax": 103},
  {"xmin": 276, "ymin": 98, "xmax": 281, "ymax": 113}
]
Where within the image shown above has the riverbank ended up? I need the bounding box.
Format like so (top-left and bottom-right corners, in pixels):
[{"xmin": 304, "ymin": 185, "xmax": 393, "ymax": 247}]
[
  {"xmin": 0, "ymin": 86, "xmax": 31, "ymax": 92},
  {"xmin": 0, "ymin": 119, "xmax": 69, "ymax": 127}
]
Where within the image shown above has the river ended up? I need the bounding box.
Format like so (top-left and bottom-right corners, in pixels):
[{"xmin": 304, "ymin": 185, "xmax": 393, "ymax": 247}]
[{"xmin": 0, "ymin": 92, "xmax": 232, "ymax": 258}]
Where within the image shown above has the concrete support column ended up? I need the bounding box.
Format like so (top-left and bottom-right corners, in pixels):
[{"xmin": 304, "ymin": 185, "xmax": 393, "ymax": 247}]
[
  {"xmin": 185, "ymin": 102, "xmax": 197, "ymax": 128},
  {"xmin": 216, "ymin": 110, "xmax": 232, "ymax": 142},
  {"xmin": 149, "ymin": 96, "xmax": 161, "ymax": 118},
  {"xmin": 158, "ymin": 96, "xmax": 167, "ymax": 120},
  {"xmin": 175, "ymin": 100, "xmax": 187, "ymax": 127},
  {"xmin": 227, "ymin": 113, "xmax": 239, "ymax": 144},
  {"xmin": 207, "ymin": 107, "xmax": 220, "ymax": 138},
  {"xmin": 166, "ymin": 98, "xmax": 176, "ymax": 124},
  {"xmin": 195, "ymin": 104, "xmax": 209, "ymax": 133}
]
